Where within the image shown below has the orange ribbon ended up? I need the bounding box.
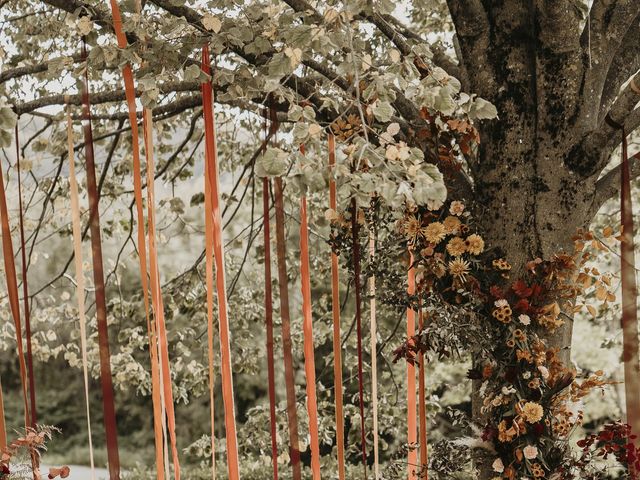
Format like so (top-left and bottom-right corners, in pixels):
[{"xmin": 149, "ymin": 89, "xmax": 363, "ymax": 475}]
[
  {"xmin": 328, "ymin": 133, "xmax": 346, "ymax": 480},
  {"xmin": 0, "ymin": 129, "xmax": 30, "ymax": 434},
  {"xmin": 142, "ymin": 110, "xmax": 181, "ymax": 480},
  {"xmin": 418, "ymin": 306, "xmax": 428, "ymax": 479},
  {"xmin": 105, "ymin": 2, "xmax": 168, "ymax": 476},
  {"xmin": 299, "ymin": 146, "xmax": 321, "ymax": 479},
  {"xmin": 201, "ymin": 44, "xmax": 240, "ymax": 480},
  {"xmin": 66, "ymin": 108, "xmax": 97, "ymax": 480},
  {"xmin": 80, "ymin": 39, "xmax": 120, "ymax": 479},
  {"xmin": 407, "ymin": 256, "xmax": 417, "ymax": 480}
]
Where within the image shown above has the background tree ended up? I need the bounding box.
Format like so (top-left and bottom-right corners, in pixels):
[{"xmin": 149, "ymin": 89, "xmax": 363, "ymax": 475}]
[{"xmin": 0, "ymin": 0, "xmax": 639, "ymax": 479}]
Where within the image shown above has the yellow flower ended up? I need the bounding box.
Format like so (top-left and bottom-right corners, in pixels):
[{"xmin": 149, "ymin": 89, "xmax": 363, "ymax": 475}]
[
  {"xmin": 465, "ymin": 234, "xmax": 485, "ymax": 255},
  {"xmin": 521, "ymin": 402, "xmax": 544, "ymax": 423},
  {"xmin": 446, "ymin": 237, "xmax": 467, "ymax": 256},
  {"xmin": 448, "ymin": 258, "xmax": 470, "ymax": 280},
  {"xmin": 442, "ymin": 215, "xmax": 462, "ymax": 234},
  {"xmin": 422, "ymin": 222, "xmax": 447, "ymax": 244}
]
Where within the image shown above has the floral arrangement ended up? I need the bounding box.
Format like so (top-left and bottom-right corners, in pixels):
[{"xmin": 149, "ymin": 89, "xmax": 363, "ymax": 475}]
[
  {"xmin": 330, "ymin": 190, "xmax": 632, "ymax": 479},
  {"xmin": 0, "ymin": 426, "xmax": 68, "ymax": 480}
]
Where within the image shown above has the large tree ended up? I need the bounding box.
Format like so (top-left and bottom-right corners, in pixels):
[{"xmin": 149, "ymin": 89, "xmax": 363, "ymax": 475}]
[{"xmin": 0, "ymin": 0, "xmax": 639, "ymax": 479}]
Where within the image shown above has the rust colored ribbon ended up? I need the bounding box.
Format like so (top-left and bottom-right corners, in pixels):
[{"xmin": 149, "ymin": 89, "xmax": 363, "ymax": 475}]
[
  {"xmin": 271, "ymin": 110, "xmax": 302, "ymax": 479},
  {"xmin": 14, "ymin": 126, "xmax": 37, "ymax": 428},
  {"xmin": 418, "ymin": 306, "xmax": 428, "ymax": 479},
  {"xmin": 298, "ymin": 146, "xmax": 321, "ymax": 479},
  {"xmin": 203, "ymin": 112, "xmax": 217, "ymax": 480},
  {"xmin": 263, "ymin": 112, "xmax": 278, "ymax": 479},
  {"xmin": 201, "ymin": 44, "xmax": 241, "ymax": 480},
  {"xmin": 142, "ymin": 110, "xmax": 181, "ymax": 480},
  {"xmin": 350, "ymin": 197, "xmax": 367, "ymax": 475},
  {"xmin": 0, "ymin": 128, "xmax": 30, "ymax": 432},
  {"xmin": 617, "ymin": 122, "xmax": 640, "ymax": 451},
  {"xmin": 80, "ymin": 39, "xmax": 121, "ymax": 480},
  {"xmin": 105, "ymin": 2, "xmax": 167, "ymax": 476},
  {"xmin": 66, "ymin": 108, "xmax": 97, "ymax": 480},
  {"xmin": 328, "ymin": 133, "xmax": 346, "ymax": 480},
  {"xmin": 407, "ymin": 256, "xmax": 417, "ymax": 480},
  {"xmin": 369, "ymin": 232, "xmax": 379, "ymax": 479}
]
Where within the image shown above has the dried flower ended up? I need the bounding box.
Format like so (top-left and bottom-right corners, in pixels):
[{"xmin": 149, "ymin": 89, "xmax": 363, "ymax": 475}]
[
  {"xmin": 450, "ymin": 200, "xmax": 465, "ymax": 216},
  {"xmin": 519, "ymin": 314, "xmax": 531, "ymax": 325},
  {"xmin": 523, "ymin": 445, "xmax": 538, "ymax": 460},
  {"xmin": 521, "ymin": 402, "xmax": 544, "ymax": 423},
  {"xmin": 443, "ymin": 215, "xmax": 462, "ymax": 234},
  {"xmin": 493, "ymin": 258, "xmax": 512, "ymax": 271},
  {"xmin": 423, "ymin": 222, "xmax": 447, "ymax": 244},
  {"xmin": 446, "ymin": 237, "xmax": 467, "ymax": 256},
  {"xmin": 495, "ymin": 299, "xmax": 509, "ymax": 307},
  {"xmin": 448, "ymin": 258, "xmax": 470, "ymax": 280},
  {"xmin": 492, "ymin": 457, "xmax": 504, "ymax": 473},
  {"xmin": 465, "ymin": 234, "xmax": 485, "ymax": 255}
]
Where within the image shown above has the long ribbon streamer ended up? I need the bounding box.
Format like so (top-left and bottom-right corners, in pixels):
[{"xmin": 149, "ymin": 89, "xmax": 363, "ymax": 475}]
[
  {"xmin": 105, "ymin": 2, "xmax": 168, "ymax": 476},
  {"xmin": 0, "ymin": 375, "xmax": 6, "ymax": 450},
  {"xmin": 328, "ymin": 133, "xmax": 345, "ymax": 480},
  {"xmin": 80, "ymin": 39, "xmax": 121, "ymax": 480},
  {"xmin": 0, "ymin": 124, "xmax": 30, "ymax": 432},
  {"xmin": 407, "ymin": 256, "xmax": 417, "ymax": 480},
  {"xmin": 299, "ymin": 146, "xmax": 321, "ymax": 479},
  {"xmin": 66, "ymin": 108, "xmax": 97, "ymax": 480},
  {"xmin": 619, "ymin": 125, "xmax": 640, "ymax": 451},
  {"xmin": 263, "ymin": 112, "xmax": 278, "ymax": 480},
  {"xmin": 201, "ymin": 44, "xmax": 241, "ymax": 480},
  {"xmin": 370, "ymin": 231, "xmax": 379, "ymax": 479},
  {"xmin": 142, "ymin": 109, "xmax": 181, "ymax": 480},
  {"xmin": 15, "ymin": 126, "xmax": 37, "ymax": 429},
  {"xmin": 271, "ymin": 108, "xmax": 302, "ymax": 479},
  {"xmin": 418, "ymin": 306, "xmax": 428, "ymax": 479},
  {"xmin": 350, "ymin": 197, "xmax": 367, "ymax": 475}
]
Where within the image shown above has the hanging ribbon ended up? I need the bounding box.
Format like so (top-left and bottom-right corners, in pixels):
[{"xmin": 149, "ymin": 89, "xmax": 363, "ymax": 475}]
[
  {"xmin": 0, "ymin": 126, "xmax": 30, "ymax": 433},
  {"xmin": 298, "ymin": 145, "xmax": 321, "ymax": 479},
  {"xmin": 350, "ymin": 197, "xmax": 367, "ymax": 475},
  {"xmin": 105, "ymin": 2, "xmax": 168, "ymax": 476},
  {"xmin": 407, "ymin": 256, "xmax": 417, "ymax": 480},
  {"xmin": 370, "ymin": 231, "xmax": 379, "ymax": 479},
  {"xmin": 80, "ymin": 38, "xmax": 121, "ymax": 480},
  {"xmin": 263, "ymin": 113, "xmax": 279, "ymax": 480},
  {"xmin": 201, "ymin": 44, "xmax": 241, "ymax": 480},
  {"xmin": 15, "ymin": 126, "xmax": 37, "ymax": 429},
  {"xmin": 328, "ymin": 133, "xmax": 346, "ymax": 480},
  {"xmin": 142, "ymin": 110, "xmax": 181, "ymax": 480},
  {"xmin": 66, "ymin": 108, "xmax": 97, "ymax": 480},
  {"xmin": 614, "ymin": 117, "xmax": 640, "ymax": 452},
  {"xmin": 0, "ymin": 376, "xmax": 5, "ymax": 450},
  {"xmin": 270, "ymin": 106, "xmax": 302, "ymax": 479},
  {"xmin": 418, "ymin": 305, "xmax": 428, "ymax": 479}
]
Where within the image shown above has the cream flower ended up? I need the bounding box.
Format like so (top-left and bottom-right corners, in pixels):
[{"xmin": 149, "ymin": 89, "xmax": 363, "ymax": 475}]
[
  {"xmin": 523, "ymin": 445, "xmax": 538, "ymax": 460},
  {"xmin": 519, "ymin": 314, "xmax": 531, "ymax": 325},
  {"xmin": 450, "ymin": 200, "xmax": 465, "ymax": 216},
  {"xmin": 522, "ymin": 402, "xmax": 544, "ymax": 423},
  {"xmin": 495, "ymin": 299, "xmax": 509, "ymax": 307},
  {"xmin": 492, "ymin": 457, "xmax": 505, "ymax": 473},
  {"xmin": 538, "ymin": 366, "xmax": 550, "ymax": 380}
]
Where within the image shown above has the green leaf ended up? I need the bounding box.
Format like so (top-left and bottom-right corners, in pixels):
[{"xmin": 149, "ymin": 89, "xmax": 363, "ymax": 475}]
[
  {"xmin": 372, "ymin": 100, "xmax": 394, "ymax": 122},
  {"xmin": 255, "ymin": 147, "xmax": 289, "ymax": 177}
]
